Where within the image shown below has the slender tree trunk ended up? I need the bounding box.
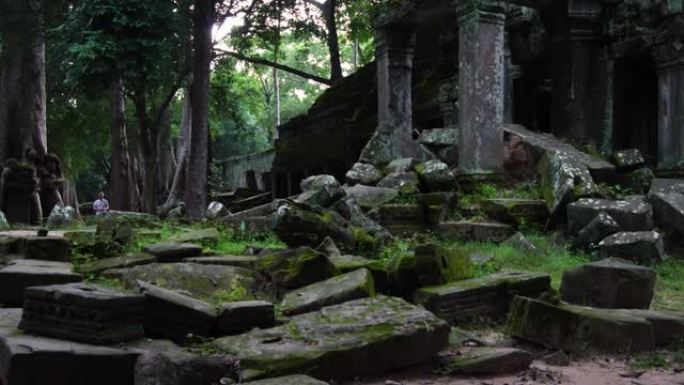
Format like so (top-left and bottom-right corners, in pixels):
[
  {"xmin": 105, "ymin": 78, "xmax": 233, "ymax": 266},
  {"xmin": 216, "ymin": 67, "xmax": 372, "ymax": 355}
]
[
  {"xmin": 162, "ymin": 91, "xmax": 191, "ymax": 209},
  {"xmin": 157, "ymin": 111, "xmax": 175, "ymax": 196},
  {"xmin": 185, "ymin": 0, "xmax": 214, "ymax": 218},
  {"xmin": 323, "ymin": 0, "xmax": 343, "ymax": 82},
  {"xmin": 0, "ymin": 0, "xmax": 47, "ymax": 163},
  {"xmin": 110, "ymin": 79, "xmax": 133, "ymax": 211},
  {"xmin": 273, "ymin": 66, "xmax": 280, "ymax": 142}
]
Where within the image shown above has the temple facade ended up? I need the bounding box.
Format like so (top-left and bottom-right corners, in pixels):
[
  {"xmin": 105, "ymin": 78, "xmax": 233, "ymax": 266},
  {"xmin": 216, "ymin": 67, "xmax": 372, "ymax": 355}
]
[{"xmin": 223, "ymin": 0, "xmax": 684, "ymax": 196}]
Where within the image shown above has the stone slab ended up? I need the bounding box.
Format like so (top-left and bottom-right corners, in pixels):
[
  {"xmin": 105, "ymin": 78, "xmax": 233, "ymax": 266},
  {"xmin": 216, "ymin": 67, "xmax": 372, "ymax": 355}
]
[
  {"xmin": 598, "ymin": 231, "xmax": 666, "ymax": 264},
  {"xmin": 139, "ymin": 281, "xmax": 217, "ymax": 342},
  {"xmin": 436, "ymin": 221, "xmax": 514, "ymax": 243},
  {"xmin": 444, "ymin": 347, "xmax": 533, "ymax": 375},
  {"xmin": 567, "ymin": 198, "xmax": 653, "ymax": 233},
  {"xmin": 143, "ymin": 243, "xmax": 203, "ymax": 263},
  {"xmin": 0, "ymin": 308, "xmax": 139, "ymax": 385},
  {"xmin": 213, "ymin": 296, "xmax": 449, "ymax": 381},
  {"xmin": 242, "ymin": 375, "xmax": 329, "ymax": 385},
  {"xmin": 183, "ymin": 255, "xmax": 258, "ymax": 268},
  {"xmin": 19, "ymin": 283, "xmax": 145, "ymax": 344},
  {"xmin": 79, "ymin": 253, "xmax": 157, "ymax": 275},
  {"xmin": 280, "ymin": 268, "xmax": 375, "ymax": 316},
  {"xmin": 18, "ymin": 236, "xmax": 71, "ymax": 261},
  {"xmin": 217, "ymin": 300, "xmax": 275, "ymax": 335},
  {"xmin": 0, "ymin": 259, "xmax": 81, "ymax": 306},
  {"xmin": 560, "ymin": 258, "xmax": 655, "ymax": 309},
  {"xmin": 507, "ymin": 296, "xmax": 656, "ymax": 353}
]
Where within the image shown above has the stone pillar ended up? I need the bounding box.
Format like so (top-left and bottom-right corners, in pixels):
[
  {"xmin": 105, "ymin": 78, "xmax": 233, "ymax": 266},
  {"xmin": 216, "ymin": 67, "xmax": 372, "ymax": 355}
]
[
  {"xmin": 457, "ymin": 0, "xmax": 506, "ymax": 174},
  {"xmin": 654, "ymin": 23, "xmax": 684, "ymax": 171},
  {"xmin": 547, "ymin": 0, "xmax": 604, "ymax": 145},
  {"xmin": 375, "ymin": 25, "xmax": 416, "ymax": 138}
]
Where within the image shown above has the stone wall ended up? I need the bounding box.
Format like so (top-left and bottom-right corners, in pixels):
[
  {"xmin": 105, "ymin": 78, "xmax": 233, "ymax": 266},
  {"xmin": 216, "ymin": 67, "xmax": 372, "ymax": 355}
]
[{"xmin": 218, "ymin": 150, "xmax": 275, "ymax": 191}]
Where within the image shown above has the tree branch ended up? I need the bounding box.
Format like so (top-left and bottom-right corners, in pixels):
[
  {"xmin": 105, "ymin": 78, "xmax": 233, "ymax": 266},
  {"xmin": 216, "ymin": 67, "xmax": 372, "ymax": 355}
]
[{"xmin": 214, "ymin": 48, "xmax": 332, "ymax": 85}]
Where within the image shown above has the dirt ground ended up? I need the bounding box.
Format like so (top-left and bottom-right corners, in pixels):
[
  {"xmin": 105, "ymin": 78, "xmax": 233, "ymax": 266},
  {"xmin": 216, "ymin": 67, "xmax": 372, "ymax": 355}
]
[{"xmin": 342, "ymin": 360, "xmax": 684, "ymax": 385}]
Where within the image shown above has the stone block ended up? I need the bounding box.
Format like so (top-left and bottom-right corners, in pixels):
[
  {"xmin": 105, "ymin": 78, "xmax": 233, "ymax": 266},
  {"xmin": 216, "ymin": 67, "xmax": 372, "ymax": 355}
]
[
  {"xmin": 560, "ymin": 258, "xmax": 656, "ymax": 309},
  {"xmin": 256, "ymin": 247, "xmax": 339, "ymax": 291},
  {"xmin": 436, "ymin": 221, "xmax": 514, "ymax": 242},
  {"xmin": 280, "ymin": 268, "xmax": 375, "ymax": 316},
  {"xmin": 212, "ymin": 296, "xmax": 449, "ymax": 381},
  {"xmin": 649, "ymin": 192, "xmax": 684, "ymax": 237},
  {"xmin": 138, "ymin": 281, "xmax": 217, "ymax": 342},
  {"xmin": 296, "ymin": 175, "xmax": 345, "ymax": 208},
  {"xmin": 414, "ymin": 272, "xmax": 551, "ymax": 323},
  {"xmin": 343, "ymin": 184, "xmax": 399, "ymax": 209},
  {"xmin": 345, "ymin": 163, "xmax": 382, "ymax": 186},
  {"xmin": 648, "ymin": 178, "xmax": 684, "ymax": 197},
  {"xmin": 19, "ymin": 236, "xmax": 71, "ymax": 261},
  {"xmin": 19, "ymin": 283, "xmax": 145, "ymax": 344},
  {"xmin": 598, "ymin": 231, "xmax": 666, "ymax": 264},
  {"xmin": 377, "ymin": 172, "xmax": 420, "ymax": 195},
  {"xmin": 79, "ymin": 253, "xmax": 157, "ymax": 275},
  {"xmin": 242, "ymin": 375, "xmax": 329, "ymax": 385},
  {"xmin": 376, "ymin": 204, "xmax": 425, "ymax": 236},
  {"xmin": 169, "ymin": 229, "xmax": 220, "ymax": 246},
  {"xmin": 0, "ymin": 260, "xmax": 81, "ymax": 306},
  {"xmin": 612, "ymin": 149, "xmax": 645, "ymax": 169},
  {"xmin": 0, "ymin": 308, "xmax": 139, "ymax": 385},
  {"xmin": 567, "ymin": 198, "xmax": 653, "ymax": 233},
  {"xmin": 443, "ymin": 347, "xmax": 533, "ymax": 375},
  {"xmin": 506, "ymin": 296, "xmax": 684, "ymax": 353},
  {"xmin": 183, "ymin": 255, "xmax": 257, "ymax": 268},
  {"xmin": 481, "ymin": 198, "xmax": 549, "ymax": 227},
  {"xmin": 216, "ymin": 300, "xmax": 275, "ymax": 335},
  {"xmin": 143, "ymin": 243, "xmax": 203, "ymax": 263},
  {"xmin": 416, "ymin": 160, "xmax": 456, "ymax": 192},
  {"xmin": 571, "ymin": 212, "xmax": 621, "ymax": 250},
  {"xmin": 538, "ymin": 151, "xmax": 598, "ymax": 218},
  {"xmin": 106, "ymin": 263, "xmax": 253, "ymax": 301}
]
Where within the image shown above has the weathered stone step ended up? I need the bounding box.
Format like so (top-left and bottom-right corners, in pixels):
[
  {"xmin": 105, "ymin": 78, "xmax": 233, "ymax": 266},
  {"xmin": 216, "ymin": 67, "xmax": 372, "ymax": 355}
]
[
  {"xmin": 212, "ymin": 296, "xmax": 449, "ymax": 381},
  {"xmin": 506, "ymin": 296, "xmax": 684, "ymax": 353},
  {"xmin": 413, "ymin": 272, "xmax": 551, "ymax": 323}
]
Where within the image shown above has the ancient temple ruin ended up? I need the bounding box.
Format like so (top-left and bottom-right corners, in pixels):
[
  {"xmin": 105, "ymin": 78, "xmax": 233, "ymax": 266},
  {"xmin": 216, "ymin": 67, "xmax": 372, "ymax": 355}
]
[{"xmin": 222, "ymin": 0, "xmax": 684, "ymax": 196}]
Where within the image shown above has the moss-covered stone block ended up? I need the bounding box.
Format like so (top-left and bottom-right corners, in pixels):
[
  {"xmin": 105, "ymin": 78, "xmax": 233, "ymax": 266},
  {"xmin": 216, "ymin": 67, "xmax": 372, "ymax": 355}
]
[
  {"xmin": 256, "ymin": 247, "xmax": 339, "ymax": 291},
  {"xmin": 414, "ymin": 272, "xmax": 551, "ymax": 323}
]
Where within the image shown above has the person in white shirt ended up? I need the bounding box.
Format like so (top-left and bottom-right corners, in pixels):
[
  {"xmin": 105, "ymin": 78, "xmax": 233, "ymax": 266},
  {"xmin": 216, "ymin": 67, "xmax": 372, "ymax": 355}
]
[{"xmin": 93, "ymin": 192, "xmax": 110, "ymax": 216}]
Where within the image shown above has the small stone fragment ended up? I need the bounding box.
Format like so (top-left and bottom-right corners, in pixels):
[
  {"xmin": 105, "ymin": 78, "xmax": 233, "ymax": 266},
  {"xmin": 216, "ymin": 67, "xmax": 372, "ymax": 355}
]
[{"xmin": 345, "ymin": 163, "xmax": 383, "ymax": 186}]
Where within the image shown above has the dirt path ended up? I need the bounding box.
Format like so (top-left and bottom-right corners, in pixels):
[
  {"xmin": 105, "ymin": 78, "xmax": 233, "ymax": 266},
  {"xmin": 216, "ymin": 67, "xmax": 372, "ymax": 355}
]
[{"xmin": 343, "ymin": 360, "xmax": 684, "ymax": 385}]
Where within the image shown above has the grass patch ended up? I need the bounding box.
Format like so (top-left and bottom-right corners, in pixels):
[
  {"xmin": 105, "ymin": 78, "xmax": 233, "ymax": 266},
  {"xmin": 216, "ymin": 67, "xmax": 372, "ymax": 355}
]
[
  {"xmin": 210, "ymin": 279, "xmax": 255, "ymax": 305},
  {"xmin": 630, "ymin": 352, "xmax": 669, "ymax": 369},
  {"xmin": 652, "ymin": 260, "xmax": 684, "ymax": 311},
  {"xmin": 443, "ymin": 234, "xmax": 592, "ymax": 289}
]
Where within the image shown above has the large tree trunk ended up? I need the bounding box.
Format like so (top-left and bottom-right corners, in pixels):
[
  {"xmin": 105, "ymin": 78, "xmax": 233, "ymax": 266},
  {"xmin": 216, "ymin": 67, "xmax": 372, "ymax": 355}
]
[
  {"xmin": 133, "ymin": 94, "xmax": 159, "ymax": 214},
  {"xmin": 323, "ymin": 0, "xmax": 342, "ymax": 82},
  {"xmin": 185, "ymin": 0, "xmax": 214, "ymax": 219},
  {"xmin": 0, "ymin": 0, "xmax": 47, "ymax": 163},
  {"xmin": 110, "ymin": 79, "xmax": 134, "ymax": 211}
]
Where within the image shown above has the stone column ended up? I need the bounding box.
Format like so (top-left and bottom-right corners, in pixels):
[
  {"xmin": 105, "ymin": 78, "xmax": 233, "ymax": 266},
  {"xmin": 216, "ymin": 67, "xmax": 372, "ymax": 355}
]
[
  {"xmin": 654, "ymin": 24, "xmax": 684, "ymax": 171},
  {"xmin": 547, "ymin": 0, "xmax": 604, "ymax": 145},
  {"xmin": 457, "ymin": 0, "xmax": 506, "ymax": 174},
  {"xmin": 361, "ymin": 24, "xmax": 429, "ymax": 165},
  {"xmin": 375, "ymin": 25, "xmax": 416, "ymax": 138}
]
